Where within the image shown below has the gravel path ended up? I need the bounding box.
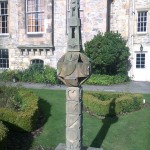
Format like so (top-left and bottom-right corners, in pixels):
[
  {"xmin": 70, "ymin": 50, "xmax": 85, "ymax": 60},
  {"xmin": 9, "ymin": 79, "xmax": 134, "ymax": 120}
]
[{"xmin": 1, "ymin": 81, "xmax": 150, "ymax": 94}]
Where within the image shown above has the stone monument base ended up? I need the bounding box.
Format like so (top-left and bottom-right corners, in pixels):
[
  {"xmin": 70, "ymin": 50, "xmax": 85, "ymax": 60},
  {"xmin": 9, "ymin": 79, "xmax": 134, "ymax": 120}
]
[{"xmin": 55, "ymin": 143, "xmax": 103, "ymax": 150}]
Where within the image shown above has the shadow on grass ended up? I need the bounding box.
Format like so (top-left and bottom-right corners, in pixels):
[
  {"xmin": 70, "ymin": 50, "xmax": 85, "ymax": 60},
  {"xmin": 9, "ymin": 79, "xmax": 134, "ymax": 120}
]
[
  {"xmin": 90, "ymin": 100, "xmax": 118, "ymax": 148},
  {"xmin": 6, "ymin": 97, "xmax": 51, "ymax": 150}
]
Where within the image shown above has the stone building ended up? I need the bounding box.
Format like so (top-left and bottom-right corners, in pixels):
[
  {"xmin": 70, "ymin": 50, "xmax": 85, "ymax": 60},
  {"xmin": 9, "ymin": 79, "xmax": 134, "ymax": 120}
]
[{"xmin": 0, "ymin": 0, "xmax": 150, "ymax": 81}]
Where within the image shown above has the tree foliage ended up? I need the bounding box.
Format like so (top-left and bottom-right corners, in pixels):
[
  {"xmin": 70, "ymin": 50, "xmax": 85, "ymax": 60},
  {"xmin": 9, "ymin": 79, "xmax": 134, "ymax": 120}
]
[{"xmin": 84, "ymin": 32, "xmax": 130, "ymax": 75}]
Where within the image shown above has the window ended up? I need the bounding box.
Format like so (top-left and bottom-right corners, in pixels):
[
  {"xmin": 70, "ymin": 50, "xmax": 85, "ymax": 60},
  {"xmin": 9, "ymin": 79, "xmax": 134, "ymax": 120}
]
[
  {"xmin": 137, "ymin": 11, "xmax": 147, "ymax": 33},
  {"xmin": 26, "ymin": 0, "xmax": 44, "ymax": 33},
  {"xmin": 0, "ymin": 1, "xmax": 8, "ymax": 33},
  {"xmin": 136, "ymin": 53, "xmax": 145, "ymax": 68},
  {"xmin": 0, "ymin": 49, "xmax": 9, "ymax": 69},
  {"xmin": 31, "ymin": 59, "xmax": 44, "ymax": 65}
]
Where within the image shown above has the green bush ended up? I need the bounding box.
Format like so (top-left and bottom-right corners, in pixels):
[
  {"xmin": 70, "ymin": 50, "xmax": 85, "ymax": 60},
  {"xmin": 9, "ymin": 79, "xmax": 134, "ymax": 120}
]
[
  {"xmin": 0, "ymin": 64, "xmax": 57, "ymax": 84},
  {"xmin": 85, "ymin": 31, "xmax": 130, "ymax": 75},
  {"xmin": 0, "ymin": 86, "xmax": 22, "ymax": 111},
  {"xmin": 0, "ymin": 122, "xmax": 8, "ymax": 150},
  {"xmin": 0, "ymin": 86, "xmax": 39, "ymax": 132},
  {"xmin": 83, "ymin": 92, "xmax": 143, "ymax": 116},
  {"xmin": 0, "ymin": 70, "xmax": 16, "ymax": 82},
  {"xmin": 85, "ymin": 74, "xmax": 130, "ymax": 85}
]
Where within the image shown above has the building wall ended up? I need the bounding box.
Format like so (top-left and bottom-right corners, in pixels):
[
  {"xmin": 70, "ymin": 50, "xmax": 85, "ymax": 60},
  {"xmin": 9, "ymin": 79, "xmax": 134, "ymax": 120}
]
[
  {"xmin": 110, "ymin": 0, "xmax": 150, "ymax": 81},
  {"xmin": 110, "ymin": 0, "xmax": 129, "ymax": 40},
  {"xmin": 0, "ymin": 0, "xmax": 149, "ymax": 81},
  {"xmin": 0, "ymin": 0, "xmax": 54, "ymax": 70},
  {"xmin": 53, "ymin": 0, "xmax": 108, "ymax": 67},
  {"xmin": 131, "ymin": 0, "xmax": 150, "ymax": 81}
]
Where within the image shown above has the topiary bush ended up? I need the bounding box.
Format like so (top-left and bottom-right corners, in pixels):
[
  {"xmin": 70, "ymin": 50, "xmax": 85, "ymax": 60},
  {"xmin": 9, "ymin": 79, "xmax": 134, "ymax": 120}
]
[
  {"xmin": 84, "ymin": 31, "xmax": 130, "ymax": 75},
  {"xmin": 83, "ymin": 92, "xmax": 143, "ymax": 116},
  {"xmin": 85, "ymin": 74, "xmax": 130, "ymax": 85},
  {"xmin": 0, "ymin": 122, "xmax": 8, "ymax": 150},
  {"xmin": 0, "ymin": 86, "xmax": 39, "ymax": 132}
]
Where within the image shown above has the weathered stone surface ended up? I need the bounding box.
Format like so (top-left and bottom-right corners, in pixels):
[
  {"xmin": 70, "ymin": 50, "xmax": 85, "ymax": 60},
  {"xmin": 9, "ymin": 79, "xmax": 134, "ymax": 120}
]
[
  {"xmin": 66, "ymin": 87, "xmax": 83, "ymax": 150},
  {"xmin": 55, "ymin": 143, "xmax": 103, "ymax": 150}
]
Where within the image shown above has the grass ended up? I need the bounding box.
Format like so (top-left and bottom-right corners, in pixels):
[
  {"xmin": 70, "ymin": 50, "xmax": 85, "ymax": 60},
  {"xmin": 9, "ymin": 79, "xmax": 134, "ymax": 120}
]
[{"xmin": 30, "ymin": 89, "xmax": 150, "ymax": 150}]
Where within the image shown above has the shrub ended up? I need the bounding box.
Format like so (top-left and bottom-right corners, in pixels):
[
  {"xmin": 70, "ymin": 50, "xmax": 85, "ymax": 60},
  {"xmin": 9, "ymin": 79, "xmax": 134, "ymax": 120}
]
[
  {"xmin": 0, "ymin": 122, "xmax": 8, "ymax": 150},
  {"xmin": 85, "ymin": 31, "xmax": 130, "ymax": 75},
  {"xmin": 0, "ymin": 86, "xmax": 39, "ymax": 132},
  {"xmin": 0, "ymin": 64, "xmax": 57, "ymax": 84},
  {"xmin": 0, "ymin": 70, "xmax": 16, "ymax": 82},
  {"xmin": 85, "ymin": 74, "xmax": 130, "ymax": 85},
  {"xmin": 83, "ymin": 92, "xmax": 143, "ymax": 116}
]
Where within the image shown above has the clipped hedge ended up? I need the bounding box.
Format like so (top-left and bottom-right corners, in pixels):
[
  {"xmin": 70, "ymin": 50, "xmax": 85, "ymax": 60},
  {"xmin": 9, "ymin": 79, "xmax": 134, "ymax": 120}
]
[
  {"xmin": 0, "ymin": 122, "xmax": 8, "ymax": 150},
  {"xmin": 83, "ymin": 92, "xmax": 143, "ymax": 116},
  {"xmin": 85, "ymin": 74, "xmax": 130, "ymax": 85},
  {"xmin": 0, "ymin": 86, "xmax": 39, "ymax": 132}
]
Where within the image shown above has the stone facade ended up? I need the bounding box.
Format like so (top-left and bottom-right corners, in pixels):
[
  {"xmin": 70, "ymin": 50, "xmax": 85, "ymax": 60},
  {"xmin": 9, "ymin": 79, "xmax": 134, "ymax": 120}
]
[
  {"xmin": 0, "ymin": 0, "xmax": 150, "ymax": 81},
  {"xmin": 0, "ymin": 0, "xmax": 54, "ymax": 70},
  {"xmin": 110, "ymin": 0, "xmax": 150, "ymax": 81}
]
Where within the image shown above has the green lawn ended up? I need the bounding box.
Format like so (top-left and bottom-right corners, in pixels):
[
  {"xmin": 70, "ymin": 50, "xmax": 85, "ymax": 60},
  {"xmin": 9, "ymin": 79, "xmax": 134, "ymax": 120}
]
[{"xmin": 31, "ymin": 89, "xmax": 150, "ymax": 150}]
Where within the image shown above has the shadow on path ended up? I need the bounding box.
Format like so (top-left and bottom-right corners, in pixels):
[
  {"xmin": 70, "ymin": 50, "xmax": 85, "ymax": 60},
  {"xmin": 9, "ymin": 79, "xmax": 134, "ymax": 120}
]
[{"xmin": 90, "ymin": 100, "xmax": 118, "ymax": 148}]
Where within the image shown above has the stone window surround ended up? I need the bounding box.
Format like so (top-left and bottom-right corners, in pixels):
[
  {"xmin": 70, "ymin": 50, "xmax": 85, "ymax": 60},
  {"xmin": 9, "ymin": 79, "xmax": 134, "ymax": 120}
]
[
  {"xmin": 18, "ymin": 45, "xmax": 53, "ymax": 56},
  {"xmin": 136, "ymin": 9, "xmax": 148, "ymax": 35}
]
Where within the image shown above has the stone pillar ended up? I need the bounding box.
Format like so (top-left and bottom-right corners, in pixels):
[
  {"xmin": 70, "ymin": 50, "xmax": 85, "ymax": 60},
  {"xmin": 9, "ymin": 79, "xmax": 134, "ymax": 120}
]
[{"xmin": 66, "ymin": 87, "xmax": 82, "ymax": 150}]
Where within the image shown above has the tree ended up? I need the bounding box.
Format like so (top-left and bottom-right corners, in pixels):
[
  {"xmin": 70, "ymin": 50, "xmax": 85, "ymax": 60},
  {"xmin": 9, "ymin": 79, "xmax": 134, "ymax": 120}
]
[{"xmin": 84, "ymin": 32, "xmax": 130, "ymax": 75}]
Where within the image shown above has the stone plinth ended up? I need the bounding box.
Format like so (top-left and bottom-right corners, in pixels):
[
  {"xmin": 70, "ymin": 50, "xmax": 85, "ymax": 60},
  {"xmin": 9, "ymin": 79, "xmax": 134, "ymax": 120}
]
[{"xmin": 55, "ymin": 143, "xmax": 103, "ymax": 150}]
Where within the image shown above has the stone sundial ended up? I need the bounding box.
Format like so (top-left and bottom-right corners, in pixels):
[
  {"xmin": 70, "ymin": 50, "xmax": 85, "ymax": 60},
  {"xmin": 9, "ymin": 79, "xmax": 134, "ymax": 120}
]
[{"xmin": 56, "ymin": 0, "xmax": 102, "ymax": 150}]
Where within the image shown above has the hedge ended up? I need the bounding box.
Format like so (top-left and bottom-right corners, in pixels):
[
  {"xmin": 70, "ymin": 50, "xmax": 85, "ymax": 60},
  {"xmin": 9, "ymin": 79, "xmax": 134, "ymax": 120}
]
[
  {"xmin": 0, "ymin": 87, "xmax": 39, "ymax": 132},
  {"xmin": 85, "ymin": 74, "xmax": 130, "ymax": 85},
  {"xmin": 0, "ymin": 122, "xmax": 8, "ymax": 150},
  {"xmin": 83, "ymin": 92, "xmax": 143, "ymax": 116}
]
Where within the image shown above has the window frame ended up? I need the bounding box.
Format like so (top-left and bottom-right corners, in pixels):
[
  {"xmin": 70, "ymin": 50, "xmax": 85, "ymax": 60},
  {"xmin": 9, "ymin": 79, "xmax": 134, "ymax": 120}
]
[
  {"xmin": 31, "ymin": 59, "xmax": 44, "ymax": 65},
  {"xmin": 0, "ymin": 1, "xmax": 8, "ymax": 35},
  {"xmin": 26, "ymin": 0, "xmax": 45, "ymax": 34},
  {"xmin": 136, "ymin": 53, "xmax": 145, "ymax": 69},
  {"xmin": 137, "ymin": 11, "xmax": 148, "ymax": 34},
  {"xmin": 0, "ymin": 49, "xmax": 9, "ymax": 69}
]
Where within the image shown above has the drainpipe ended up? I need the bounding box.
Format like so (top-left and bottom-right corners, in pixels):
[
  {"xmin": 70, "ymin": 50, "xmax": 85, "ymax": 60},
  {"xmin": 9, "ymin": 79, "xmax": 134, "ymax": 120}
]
[
  {"xmin": 52, "ymin": 0, "xmax": 55, "ymax": 51},
  {"xmin": 106, "ymin": 0, "xmax": 112, "ymax": 32},
  {"xmin": 130, "ymin": 0, "xmax": 135, "ymax": 78}
]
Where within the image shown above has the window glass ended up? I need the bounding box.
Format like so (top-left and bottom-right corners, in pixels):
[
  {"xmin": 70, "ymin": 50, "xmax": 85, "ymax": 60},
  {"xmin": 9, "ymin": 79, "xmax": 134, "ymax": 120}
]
[
  {"xmin": 31, "ymin": 59, "xmax": 44, "ymax": 65},
  {"xmin": 0, "ymin": 49, "xmax": 9, "ymax": 69},
  {"xmin": 136, "ymin": 53, "xmax": 145, "ymax": 69},
  {"xmin": 137, "ymin": 11, "xmax": 147, "ymax": 33},
  {"xmin": 0, "ymin": 1, "xmax": 8, "ymax": 33},
  {"xmin": 26, "ymin": 0, "xmax": 44, "ymax": 33}
]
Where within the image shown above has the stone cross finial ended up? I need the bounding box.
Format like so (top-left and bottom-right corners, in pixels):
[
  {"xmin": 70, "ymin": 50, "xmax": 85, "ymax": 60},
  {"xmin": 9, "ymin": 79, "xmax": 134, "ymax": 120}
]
[{"xmin": 67, "ymin": 0, "xmax": 81, "ymax": 52}]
